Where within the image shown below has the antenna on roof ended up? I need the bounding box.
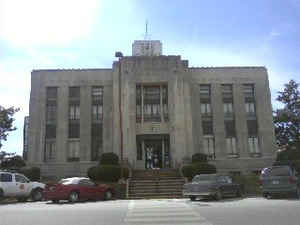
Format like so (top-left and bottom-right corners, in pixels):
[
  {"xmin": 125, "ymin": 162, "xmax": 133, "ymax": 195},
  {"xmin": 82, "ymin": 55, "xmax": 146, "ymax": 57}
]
[{"xmin": 144, "ymin": 20, "xmax": 151, "ymax": 40}]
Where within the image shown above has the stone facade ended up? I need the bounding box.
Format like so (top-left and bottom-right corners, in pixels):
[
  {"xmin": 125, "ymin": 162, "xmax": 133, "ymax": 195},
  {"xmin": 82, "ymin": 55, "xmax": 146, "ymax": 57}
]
[{"xmin": 27, "ymin": 41, "xmax": 276, "ymax": 179}]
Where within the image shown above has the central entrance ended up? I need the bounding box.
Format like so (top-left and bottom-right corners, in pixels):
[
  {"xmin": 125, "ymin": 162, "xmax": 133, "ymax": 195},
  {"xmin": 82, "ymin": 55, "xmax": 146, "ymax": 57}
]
[{"xmin": 136, "ymin": 134, "xmax": 170, "ymax": 169}]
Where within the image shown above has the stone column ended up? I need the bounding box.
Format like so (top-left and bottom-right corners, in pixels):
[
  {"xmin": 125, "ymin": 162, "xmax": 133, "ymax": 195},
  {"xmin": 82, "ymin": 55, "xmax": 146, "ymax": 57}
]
[
  {"xmin": 80, "ymin": 85, "xmax": 91, "ymax": 161},
  {"xmin": 56, "ymin": 85, "xmax": 68, "ymax": 162},
  {"xmin": 211, "ymin": 83, "xmax": 227, "ymax": 159},
  {"xmin": 233, "ymin": 84, "xmax": 249, "ymax": 158}
]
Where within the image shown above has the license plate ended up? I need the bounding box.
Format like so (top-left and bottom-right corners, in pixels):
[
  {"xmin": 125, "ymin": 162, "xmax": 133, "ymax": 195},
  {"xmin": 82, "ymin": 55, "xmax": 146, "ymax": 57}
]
[{"xmin": 272, "ymin": 180, "xmax": 279, "ymax": 184}]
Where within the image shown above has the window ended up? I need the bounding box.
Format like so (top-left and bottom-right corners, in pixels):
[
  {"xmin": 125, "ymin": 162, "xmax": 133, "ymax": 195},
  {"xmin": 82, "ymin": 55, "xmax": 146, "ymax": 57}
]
[
  {"xmin": 69, "ymin": 105, "xmax": 80, "ymax": 120},
  {"xmin": 92, "ymin": 87, "xmax": 103, "ymax": 122},
  {"xmin": 136, "ymin": 139, "xmax": 143, "ymax": 160},
  {"xmin": 225, "ymin": 120, "xmax": 236, "ymax": 137},
  {"xmin": 200, "ymin": 103, "xmax": 211, "ymax": 115},
  {"xmin": 0, "ymin": 173, "xmax": 12, "ymax": 182},
  {"xmin": 202, "ymin": 120, "xmax": 213, "ymax": 135},
  {"xmin": 136, "ymin": 85, "xmax": 142, "ymax": 122},
  {"xmin": 143, "ymin": 86, "xmax": 161, "ymax": 122},
  {"xmin": 69, "ymin": 87, "xmax": 80, "ymax": 99},
  {"xmin": 247, "ymin": 120, "xmax": 258, "ymax": 137},
  {"xmin": 203, "ymin": 136, "xmax": 215, "ymax": 160},
  {"xmin": 91, "ymin": 124, "xmax": 102, "ymax": 161},
  {"xmin": 92, "ymin": 87, "xmax": 103, "ymax": 103},
  {"xmin": 45, "ymin": 124, "xmax": 56, "ymax": 139},
  {"xmin": 46, "ymin": 104, "xmax": 57, "ymax": 123},
  {"xmin": 68, "ymin": 141, "xmax": 80, "ymax": 161},
  {"xmin": 162, "ymin": 85, "xmax": 168, "ymax": 121},
  {"xmin": 92, "ymin": 105, "xmax": 103, "ymax": 121},
  {"xmin": 45, "ymin": 141, "xmax": 56, "ymax": 161},
  {"xmin": 79, "ymin": 179, "xmax": 95, "ymax": 186},
  {"xmin": 226, "ymin": 137, "xmax": 237, "ymax": 154},
  {"xmin": 46, "ymin": 87, "xmax": 57, "ymax": 141},
  {"xmin": 46, "ymin": 87, "xmax": 57, "ymax": 99},
  {"xmin": 243, "ymin": 84, "xmax": 255, "ymax": 100},
  {"xmin": 200, "ymin": 85, "xmax": 211, "ymax": 100},
  {"xmin": 248, "ymin": 137, "xmax": 260, "ymax": 153},
  {"xmin": 15, "ymin": 175, "xmax": 29, "ymax": 183},
  {"xmin": 222, "ymin": 84, "xmax": 233, "ymax": 100},
  {"xmin": 245, "ymin": 102, "xmax": 255, "ymax": 115},
  {"xmin": 223, "ymin": 103, "xmax": 233, "ymax": 114},
  {"xmin": 69, "ymin": 123, "xmax": 80, "ymax": 138}
]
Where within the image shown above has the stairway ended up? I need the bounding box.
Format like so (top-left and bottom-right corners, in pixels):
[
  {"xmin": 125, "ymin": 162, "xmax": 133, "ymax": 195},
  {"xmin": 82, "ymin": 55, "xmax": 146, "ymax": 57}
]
[{"xmin": 128, "ymin": 169, "xmax": 186, "ymax": 199}]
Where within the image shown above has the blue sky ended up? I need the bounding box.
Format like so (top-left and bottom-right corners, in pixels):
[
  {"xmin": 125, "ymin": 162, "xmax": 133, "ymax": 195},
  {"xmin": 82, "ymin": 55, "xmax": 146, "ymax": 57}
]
[{"xmin": 1, "ymin": 0, "xmax": 299, "ymax": 155}]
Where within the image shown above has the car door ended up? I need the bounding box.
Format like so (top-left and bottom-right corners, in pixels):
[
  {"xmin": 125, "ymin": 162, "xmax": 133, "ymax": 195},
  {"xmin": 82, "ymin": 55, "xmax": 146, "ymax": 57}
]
[
  {"xmin": 224, "ymin": 176, "xmax": 237, "ymax": 195},
  {"xmin": 0, "ymin": 173, "xmax": 18, "ymax": 197},
  {"xmin": 217, "ymin": 176, "xmax": 228, "ymax": 194},
  {"xmin": 78, "ymin": 179, "xmax": 92, "ymax": 200},
  {"xmin": 15, "ymin": 174, "xmax": 31, "ymax": 197}
]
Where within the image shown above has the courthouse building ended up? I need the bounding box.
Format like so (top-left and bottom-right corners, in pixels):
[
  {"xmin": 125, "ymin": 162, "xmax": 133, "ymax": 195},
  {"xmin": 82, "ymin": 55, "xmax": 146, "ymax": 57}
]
[{"xmin": 27, "ymin": 40, "xmax": 276, "ymax": 178}]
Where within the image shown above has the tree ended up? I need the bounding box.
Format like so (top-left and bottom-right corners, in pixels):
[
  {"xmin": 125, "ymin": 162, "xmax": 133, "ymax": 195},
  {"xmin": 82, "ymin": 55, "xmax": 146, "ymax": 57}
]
[
  {"xmin": 273, "ymin": 80, "xmax": 300, "ymax": 148},
  {"xmin": 0, "ymin": 105, "xmax": 19, "ymax": 149}
]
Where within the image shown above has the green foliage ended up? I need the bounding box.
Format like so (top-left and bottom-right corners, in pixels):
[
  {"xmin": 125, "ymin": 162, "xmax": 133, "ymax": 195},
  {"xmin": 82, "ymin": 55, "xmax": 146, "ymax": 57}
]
[
  {"xmin": 232, "ymin": 174, "xmax": 261, "ymax": 195},
  {"xmin": 0, "ymin": 155, "xmax": 26, "ymax": 169},
  {"xmin": 87, "ymin": 165, "xmax": 129, "ymax": 182},
  {"xmin": 182, "ymin": 163, "xmax": 216, "ymax": 179},
  {"xmin": 20, "ymin": 167, "xmax": 41, "ymax": 181},
  {"xmin": 276, "ymin": 147, "xmax": 300, "ymax": 161},
  {"xmin": 273, "ymin": 160, "xmax": 300, "ymax": 174},
  {"xmin": 273, "ymin": 80, "xmax": 300, "ymax": 148},
  {"xmin": 192, "ymin": 153, "xmax": 208, "ymax": 163},
  {"xmin": 0, "ymin": 106, "xmax": 20, "ymax": 149},
  {"xmin": 99, "ymin": 152, "xmax": 119, "ymax": 165}
]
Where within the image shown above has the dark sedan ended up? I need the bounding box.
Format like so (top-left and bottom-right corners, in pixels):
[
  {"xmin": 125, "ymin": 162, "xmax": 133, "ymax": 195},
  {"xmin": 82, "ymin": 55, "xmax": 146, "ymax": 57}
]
[
  {"xmin": 183, "ymin": 174, "xmax": 242, "ymax": 201},
  {"xmin": 43, "ymin": 177, "xmax": 114, "ymax": 203}
]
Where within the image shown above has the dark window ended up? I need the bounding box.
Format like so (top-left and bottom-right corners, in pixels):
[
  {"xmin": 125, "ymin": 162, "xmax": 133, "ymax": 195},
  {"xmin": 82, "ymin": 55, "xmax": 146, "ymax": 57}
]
[
  {"xmin": 46, "ymin": 104, "xmax": 57, "ymax": 123},
  {"xmin": 143, "ymin": 86, "xmax": 161, "ymax": 122},
  {"xmin": 162, "ymin": 85, "xmax": 168, "ymax": 121},
  {"xmin": 69, "ymin": 105, "xmax": 80, "ymax": 120},
  {"xmin": 202, "ymin": 121, "xmax": 213, "ymax": 135},
  {"xmin": 69, "ymin": 87, "xmax": 80, "ymax": 98},
  {"xmin": 45, "ymin": 124, "xmax": 56, "ymax": 139},
  {"xmin": 15, "ymin": 175, "xmax": 28, "ymax": 183},
  {"xmin": 79, "ymin": 179, "xmax": 95, "ymax": 186},
  {"xmin": 243, "ymin": 84, "xmax": 255, "ymax": 102},
  {"xmin": 69, "ymin": 123, "xmax": 80, "ymax": 138},
  {"xmin": 92, "ymin": 105, "xmax": 103, "ymax": 121},
  {"xmin": 91, "ymin": 124, "xmax": 103, "ymax": 161},
  {"xmin": 200, "ymin": 85, "xmax": 211, "ymax": 100},
  {"xmin": 222, "ymin": 84, "xmax": 233, "ymax": 101},
  {"xmin": 136, "ymin": 139, "xmax": 143, "ymax": 160},
  {"xmin": 92, "ymin": 87, "xmax": 103, "ymax": 103},
  {"xmin": 0, "ymin": 173, "xmax": 12, "ymax": 182},
  {"xmin": 225, "ymin": 120, "xmax": 236, "ymax": 137},
  {"xmin": 136, "ymin": 85, "xmax": 141, "ymax": 123},
  {"xmin": 46, "ymin": 87, "xmax": 57, "ymax": 99},
  {"xmin": 247, "ymin": 120, "xmax": 258, "ymax": 137}
]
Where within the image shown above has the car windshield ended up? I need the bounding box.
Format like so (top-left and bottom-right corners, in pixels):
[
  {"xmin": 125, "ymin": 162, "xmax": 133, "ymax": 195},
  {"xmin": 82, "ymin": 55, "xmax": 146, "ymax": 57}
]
[
  {"xmin": 58, "ymin": 179, "xmax": 75, "ymax": 185},
  {"xmin": 192, "ymin": 175, "xmax": 216, "ymax": 182},
  {"xmin": 262, "ymin": 167, "xmax": 291, "ymax": 177}
]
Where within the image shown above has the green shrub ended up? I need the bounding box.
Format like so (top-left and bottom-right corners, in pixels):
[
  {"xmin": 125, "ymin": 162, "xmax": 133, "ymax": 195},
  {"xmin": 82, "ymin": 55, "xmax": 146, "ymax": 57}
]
[
  {"xmin": 182, "ymin": 163, "xmax": 216, "ymax": 180},
  {"xmin": 20, "ymin": 167, "xmax": 40, "ymax": 181},
  {"xmin": 232, "ymin": 174, "xmax": 261, "ymax": 195},
  {"xmin": 276, "ymin": 148, "xmax": 300, "ymax": 161},
  {"xmin": 100, "ymin": 152, "xmax": 119, "ymax": 165},
  {"xmin": 87, "ymin": 165, "xmax": 129, "ymax": 182},
  {"xmin": 192, "ymin": 153, "xmax": 208, "ymax": 163}
]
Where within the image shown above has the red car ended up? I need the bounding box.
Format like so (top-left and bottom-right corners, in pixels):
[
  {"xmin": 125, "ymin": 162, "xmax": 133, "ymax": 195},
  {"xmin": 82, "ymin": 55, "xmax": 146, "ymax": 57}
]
[{"xmin": 43, "ymin": 177, "xmax": 114, "ymax": 203}]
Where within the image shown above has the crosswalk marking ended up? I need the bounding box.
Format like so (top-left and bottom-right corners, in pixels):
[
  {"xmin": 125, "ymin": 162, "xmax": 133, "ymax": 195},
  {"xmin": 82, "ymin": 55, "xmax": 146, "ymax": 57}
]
[{"xmin": 125, "ymin": 200, "xmax": 214, "ymax": 225}]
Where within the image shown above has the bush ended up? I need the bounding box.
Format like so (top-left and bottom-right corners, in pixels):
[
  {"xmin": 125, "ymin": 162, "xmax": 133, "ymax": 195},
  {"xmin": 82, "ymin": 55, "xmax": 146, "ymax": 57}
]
[
  {"xmin": 276, "ymin": 147, "xmax": 300, "ymax": 161},
  {"xmin": 232, "ymin": 174, "xmax": 261, "ymax": 195},
  {"xmin": 20, "ymin": 167, "xmax": 40, "ymax": 181},
  {"xmin": 87, "ymin": 165, "xmax": 129, "ymax": 182},
  {"xmin": 192, "ymin": 153, "xmax": 208, "ymax": 163},
  {"xmin": 100, "ymin": 152, "xmax": 119, "ymax": 165},
  {"xmin": 182, "ymin": 163, "xmax": 216, "ymax": 180}
]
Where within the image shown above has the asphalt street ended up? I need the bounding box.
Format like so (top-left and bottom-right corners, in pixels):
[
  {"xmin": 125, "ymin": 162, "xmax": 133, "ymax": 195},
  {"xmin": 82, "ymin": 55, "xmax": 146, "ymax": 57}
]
[{"xmin": 0, "ymin": 197, "xmax": 300, "ymax": 225}]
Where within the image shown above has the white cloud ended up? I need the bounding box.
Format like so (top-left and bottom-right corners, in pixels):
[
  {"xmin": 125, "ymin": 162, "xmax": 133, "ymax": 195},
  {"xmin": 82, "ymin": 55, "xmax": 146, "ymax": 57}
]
[{"xmin": 0, "ymin": 0, "xmax": 100, "ymax": 46}]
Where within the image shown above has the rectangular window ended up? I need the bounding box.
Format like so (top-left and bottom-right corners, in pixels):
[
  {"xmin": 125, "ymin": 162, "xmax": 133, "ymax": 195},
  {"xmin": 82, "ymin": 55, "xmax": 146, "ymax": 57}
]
[
  {"xmin": 45, "ymin": 124, "xmax": 56, "ymax": 139},
  {"xmin": 69, "ymin": 123, "xmax": 80, "ymax": 138},
  {"xmin": 200, "ymin": 85, "xmax": 211, "ymax": 100},
  {"xmin": 200, "ymin": 103, "xmax": 211, "ymax": 115},
  {"xmin": 223, "ymin": 103, "xmax": 233, "ymax": 114},
  {"xmin": 45, "ymin": 141, "xmax": 56, "ymax": 161},
  {"xmin": 136, "ymin": 139, "xmax": 143, "ymax": 160},
  {"xmin": 92, "ymin": 105, "xmax": 103, "ymax": 121},
  {"xmin": 162, "ymin": 85, "xmax": 168, "ymax": 121},
  {"xmin": 202, "ymin": 120, "xmax": 213, "ymax": 135},
  {"xmin": 69, "ymin": 87, "xmax": 80, "ymax": 99},
  {"xmin": 225, "ymin": 120, "xmax": 236, "ymax": 137},
  {"xmin": 136, "ymin": 85, "xmax": 142, "ymax": 123},
  {"xmin": 91, "ymin": 124, "xmax": 103, "ymax": 161},
  {"xmin": 247, "ymin": 120, "xmax": 258, "ymax": 137},
  {"xmin": 222, "ymin": 84, "xmax": 233, "ymax": 100},
  {"xmin": 245, "ymin": 102, "xmax": 256, "ymax": 115},
  {"xmin": 92, "ymin": 87, "xmax": 103, "ymax": 104},
  {"xmin": 203, "ymin": 136, "xmax": 215, "ymax": 160},
  {"xmin": 69, "ymin": 105, "xmax": 80, "ymax": 120},
  {"xmin": 143, "ymin": 86, "xmax": 161, "ymax": 122},
  {"xmin": 226, "ymin": 137, "xmax": 237, "ymax": 154},
  {"xmin": 243, "ymin": 84, "xmax": 255, "ymax": 102},
  {"xmin": 46, "ymin": 87, "xmax": 58, "ymax": 99},
  {"xmin": 248, "ymin": 137, "xmax": 260, "ymax": 153},
  {"xmin": 68, "ymin": 141, "xmax": 80, "ymax": 161}
]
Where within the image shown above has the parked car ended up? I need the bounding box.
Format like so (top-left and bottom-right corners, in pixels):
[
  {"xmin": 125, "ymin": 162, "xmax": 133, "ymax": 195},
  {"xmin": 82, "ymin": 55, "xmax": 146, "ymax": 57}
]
[
  {"xmin": 183, "ymin": 174, "xmax": 242, "ymax": 201},
  {"xmin": 43, "ymin": 177, "xmax": 114, "ymax": 203},
  {"xmin": 260, "ymin": 165, "xmax": 300, "ymax": 199},
  {"xmin": 0, "ymin": 170, "xmax": 45, "ymax": 202}
]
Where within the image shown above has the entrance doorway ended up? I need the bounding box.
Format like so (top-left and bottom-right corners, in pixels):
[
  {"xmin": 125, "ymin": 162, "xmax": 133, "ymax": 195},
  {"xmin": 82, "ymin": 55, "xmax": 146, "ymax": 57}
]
[{"xmin": 136, "ymin": 135, "xmax": 170, "ymax": 169}]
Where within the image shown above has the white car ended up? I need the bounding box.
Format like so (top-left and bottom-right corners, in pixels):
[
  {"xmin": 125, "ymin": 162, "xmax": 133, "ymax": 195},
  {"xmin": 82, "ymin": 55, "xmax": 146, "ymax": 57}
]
[{"xmin": 0, "ymin": 171, "xmax": 45, "ymax": 202}]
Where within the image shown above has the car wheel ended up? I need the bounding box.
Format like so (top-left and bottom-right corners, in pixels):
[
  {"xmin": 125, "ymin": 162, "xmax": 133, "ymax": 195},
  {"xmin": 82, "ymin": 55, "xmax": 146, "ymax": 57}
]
[
  {"xmin": 215, "ymin": 190, "xmax": 223, "ymax": 201},
  {"xmin": 31, "ymin": 188, "xmax": 43, "ymax": 201},
  {"xmin": 0, "ymin": 189, "xmax": 4, "ymax": 200},
  {"xmin": 52, "ymin": 200, "xmax": 59, "ymax": 204},
  {"xmin": 265, "ymin": 193, "xmax": 272, "ymax": 199},
  {"xmin": 68, "ymin": 191, "xmax": 79, "ymax": 203},
  {"xmin": 190, "ymin": 196, "xmax": 196, "ymax": 201},
  {"xmin": 104, "ymin": 190, "xmax": 113, "ymax": 200}
]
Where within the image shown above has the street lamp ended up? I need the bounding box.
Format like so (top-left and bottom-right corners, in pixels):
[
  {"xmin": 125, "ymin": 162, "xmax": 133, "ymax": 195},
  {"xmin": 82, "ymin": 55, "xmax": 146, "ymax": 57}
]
[{"xmin": 115, "ymin": 51, "xmax": 124, "ymax": 183}]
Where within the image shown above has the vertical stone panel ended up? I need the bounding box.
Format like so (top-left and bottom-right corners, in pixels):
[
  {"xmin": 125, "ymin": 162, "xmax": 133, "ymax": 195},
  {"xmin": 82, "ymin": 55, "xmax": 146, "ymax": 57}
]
[
  {"xmin": 191, "ymin": 83, "xmax": 202, "ymax": 154},
  {"xmin": 80, "ymin": 85, "xmax": 91, "ymax": 161},
  {"xmin": 103, "ymin": 84, "xmax": 113, "ymax": 154},
  {"xmin": 211, "ymin": 83, "xmax": 226, "ymax": 159},
  {"xmin": 233, "ymin": 84, "xmax": 248, "ymax": 158},
  {"xmin": 56, "ymin": 85, "xmax": 68, "ymax": 162}
]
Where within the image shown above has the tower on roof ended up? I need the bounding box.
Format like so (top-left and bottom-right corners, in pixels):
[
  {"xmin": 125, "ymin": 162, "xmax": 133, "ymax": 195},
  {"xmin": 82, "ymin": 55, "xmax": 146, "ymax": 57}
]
[{"xmin": 132, "ymin": 21, "xmax": 162, "ymax": 56}]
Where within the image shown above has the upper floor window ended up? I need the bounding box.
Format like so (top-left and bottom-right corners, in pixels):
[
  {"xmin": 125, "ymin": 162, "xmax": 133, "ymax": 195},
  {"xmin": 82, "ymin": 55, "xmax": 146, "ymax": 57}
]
[
  {"xmin": 225, "ymin": 120, "xmax": 236, "ymax": 137},
  {"xmin": 68, "ymin": 140, "xmax": 80, "ymax": 161},
  {"xmin": 92, "ymin": 105, "xmax": 103, "ymax": 122},
  {"xmin": 243, "ymin": 84, "xmax": 255, "ymax": 102},
  {"xmin": 203, "ymin": 136, "xmax": 215, "ymax": 160},
  {"xmin": 69, "ymin": 87, "xmax": 80, "ymax": 99},
  {"xmin": 200, "ymin": 103, "xmax": 211, "ymax": 115},
  {"xmin": 200, "ymin": 85, "xmax": 211, "ymax": 101},
  {"xmin": 69, "ymin": 105, "xmax": 80, "ymax": 120},
  {"xmin": 92, "ymin": 87, "xmax": 103, "ymax": 104},
  {"xmin": 222, "ymin": 84, "xmax": 233, "ymax": 101},
  {"xmin": 46, "ymin": 87, "xmax": 57, "ymax": 124},
  {"xmin": 45, "ymin": 141, "xmax": 56, "ymax": 161},
  {"xmin": 223, "ymin": 102, "xmax": 233, "ymax": 114},
  {"xmin": 245, "ymin": 102, "xmax": 255, "ymax": 115},
  {"xmin": 202, "ymin": 120, "xmax": 213, "ymax": 135}
]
